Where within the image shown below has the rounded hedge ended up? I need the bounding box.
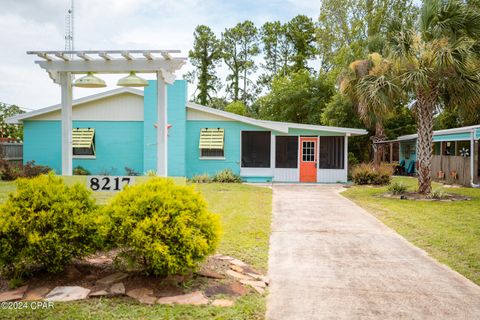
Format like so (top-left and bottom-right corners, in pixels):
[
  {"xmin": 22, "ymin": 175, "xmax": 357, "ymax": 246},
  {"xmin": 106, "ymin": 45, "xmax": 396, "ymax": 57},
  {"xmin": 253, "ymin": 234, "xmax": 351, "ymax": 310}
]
[
  {"xmin": 103, "ymin": 178, "xmax": 221, "ymax": 276},
  {"xmin": 0, "ymin": 173, "xmax": 100, "ymax": 279}
]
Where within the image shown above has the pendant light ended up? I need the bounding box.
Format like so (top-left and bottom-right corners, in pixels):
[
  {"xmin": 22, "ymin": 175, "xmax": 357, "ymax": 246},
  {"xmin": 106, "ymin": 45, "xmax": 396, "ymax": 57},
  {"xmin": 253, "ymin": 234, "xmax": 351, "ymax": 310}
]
[
  {"xmin": 73, "ymin": 72, "xmax": 106, "ymax": 88},
  {"xmin": 117, "ymin": 71, "xmax": 148, "ymax": 87}
]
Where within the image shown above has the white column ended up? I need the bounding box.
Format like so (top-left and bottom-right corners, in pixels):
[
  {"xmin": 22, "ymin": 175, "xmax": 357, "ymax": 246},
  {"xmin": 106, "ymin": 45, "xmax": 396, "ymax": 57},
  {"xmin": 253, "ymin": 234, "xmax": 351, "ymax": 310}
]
[
  {"xmin": 60, "ymin": 72, "xmax": 73, "ymax": 176},
  {"xmin": 156, "ymin": 71, "xmax": 168, "ymax": 176},
  {"xmin": 270, "ymin": 133, "xmax": 275, "ymax": 177},
  {"xmin": 344, "ymin": 134, "xmax": 349, "ymax": 181}
]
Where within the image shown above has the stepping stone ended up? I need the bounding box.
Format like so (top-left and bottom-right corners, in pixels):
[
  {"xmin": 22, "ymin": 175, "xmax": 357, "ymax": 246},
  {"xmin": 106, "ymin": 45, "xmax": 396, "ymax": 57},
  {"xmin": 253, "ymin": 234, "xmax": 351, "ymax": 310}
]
[
  {"xmin": 212, "ymin": 299, "xmax": 234, "ymax": 307},
  {"xmin": 157, "ymin": 291, "xmax": 209, "ymax": 305},
  {"xmin": 196, "ymin": 270, "xmax": 225, "ymax": 279},
  {"xmin": 86, "ymin": 257, "xmax": 113, "ymax": 264},
  {"xmin": 127, "ymin": 288, "xmax": 156, "ymax": 305},
  {"xmin": 96, "ymin": 272, "xmax": 128, "ymax": 286},
  {"xmin": 230, "ymin": 265, "xmax": 244, "ymax": 273},
  {"xmin": 246, "ymin": 273, "xmax": 269, "ymax": 284},
  {"xmin": 240, "ymin": 280, "xmax": 267, "ymax": 288},
  {"xmin": 45, "ymin": 286, "xmax": 90, "ymax": 302},
  {"xmin": 205, "ymin": 282, "xmax": 248, "ymax": 297},
  {"xmin": 226, "ymin": 270, "xmax": 252, "ymax": 281},
  {"xmin": 217, "ymin": 255, "xmax": 234, "ymax": 261},
  {"xmin": 109, "ymin": 282, "xmax": 125, "ymax": 295},
  {"xmin": 89, "ymin": 290, "xmax": 109, "ymax": 297},
  {"xmin": 23, "ymin": 287, "xmax": 50, "ymax": 301},
  {"xmin": 229, "ymin": 259, "xmax": 248, "ymax": 267},
  {"xmin": 0, "ymin": 285, "xmax": 28, "ymax": 302}
]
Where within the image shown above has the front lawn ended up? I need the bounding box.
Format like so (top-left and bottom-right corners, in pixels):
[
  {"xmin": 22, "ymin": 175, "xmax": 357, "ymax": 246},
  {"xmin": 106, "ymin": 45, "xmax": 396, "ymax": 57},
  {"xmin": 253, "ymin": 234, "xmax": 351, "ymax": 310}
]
[
  {"xmin": 0, "ymin": 180, "xmax": 272, "ymax": 320},
  {"xmin": 343, "ymin": 176, "xmax": 480, "ymax": 285}
]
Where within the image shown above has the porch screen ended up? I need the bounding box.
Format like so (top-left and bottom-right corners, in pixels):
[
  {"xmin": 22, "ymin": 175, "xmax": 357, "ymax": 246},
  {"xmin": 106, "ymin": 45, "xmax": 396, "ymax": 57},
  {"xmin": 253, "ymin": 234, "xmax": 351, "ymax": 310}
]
[
  {"xmin": 72, "ymin": 128, "xmax": 95, "ymax": 156},
  {"xmin": 241, "ymin": 131, "xmax": 270, "ymax": 168},
  {"xmin": 275, "ymin": 136, "xmax": 298, "ymax": 168},
  {"xmin": 319, "ymin": 136, "xmax": 344, "ymax": 169}
]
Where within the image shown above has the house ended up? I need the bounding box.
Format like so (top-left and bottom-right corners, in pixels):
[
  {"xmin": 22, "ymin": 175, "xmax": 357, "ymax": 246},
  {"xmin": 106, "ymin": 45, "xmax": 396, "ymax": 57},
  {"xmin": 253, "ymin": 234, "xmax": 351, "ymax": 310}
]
[
  {"xmin": 7, "ymin": 80, "xmax": 367, "ymax": 183},
  {"xmin": 375, "ymin": 125, "xmax": 479, "ymax": 186}
]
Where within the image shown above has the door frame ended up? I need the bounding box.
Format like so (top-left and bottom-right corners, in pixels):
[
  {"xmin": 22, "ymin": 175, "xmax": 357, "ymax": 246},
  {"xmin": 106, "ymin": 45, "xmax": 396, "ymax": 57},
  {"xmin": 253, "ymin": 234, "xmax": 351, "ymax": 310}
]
[{"xmin": 299, "ymin": 136, "xmax": 318, "ymax": 182}]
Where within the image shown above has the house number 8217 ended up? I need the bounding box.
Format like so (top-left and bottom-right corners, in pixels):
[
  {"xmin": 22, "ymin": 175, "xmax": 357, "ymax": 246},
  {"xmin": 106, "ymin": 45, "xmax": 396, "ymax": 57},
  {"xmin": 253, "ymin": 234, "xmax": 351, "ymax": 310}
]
[{"xmin": 87, "ymin": 176, "xmax": 134, "ymax": 191}]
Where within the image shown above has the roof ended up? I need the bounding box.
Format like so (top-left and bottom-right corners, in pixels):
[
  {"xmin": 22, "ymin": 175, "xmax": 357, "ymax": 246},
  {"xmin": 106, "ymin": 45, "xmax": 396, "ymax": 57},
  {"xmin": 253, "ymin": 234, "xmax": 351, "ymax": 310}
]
[
  {"xmin": 7, "ymin": 90, "xmax": 368, "ymax": 136},
  {"xmin": 6, "ymin": 88, "xmax": 143, "ymax": 124},
  {"xmin": 398, "ymin": 124, "xmax": 480, "ymax": 141},
  {"xmin": 187, "ymin": 102, "xmax": 367, "ymax": 135}
]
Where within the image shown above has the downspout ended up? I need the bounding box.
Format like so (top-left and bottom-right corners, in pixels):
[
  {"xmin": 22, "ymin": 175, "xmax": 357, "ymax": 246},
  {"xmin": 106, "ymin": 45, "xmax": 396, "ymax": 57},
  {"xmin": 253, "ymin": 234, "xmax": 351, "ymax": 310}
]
[{"xmin": 470, "ymin": 129, "xmax": 479, "ymax": 188}]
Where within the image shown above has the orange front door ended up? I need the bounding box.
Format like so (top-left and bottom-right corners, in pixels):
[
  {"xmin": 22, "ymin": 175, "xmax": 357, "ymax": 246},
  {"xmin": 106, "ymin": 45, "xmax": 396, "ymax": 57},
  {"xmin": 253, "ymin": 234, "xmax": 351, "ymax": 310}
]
[{"xmin": 299, "ymin": 137, "xmax": 317, "ymax": 182}]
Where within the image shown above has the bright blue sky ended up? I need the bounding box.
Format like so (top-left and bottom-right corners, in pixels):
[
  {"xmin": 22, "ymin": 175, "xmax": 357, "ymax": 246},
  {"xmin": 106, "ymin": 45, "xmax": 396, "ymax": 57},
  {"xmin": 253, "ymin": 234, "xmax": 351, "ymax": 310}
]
[{"xmin": 0, "ymin": 0, "xmax": 319, "ymax": 109}]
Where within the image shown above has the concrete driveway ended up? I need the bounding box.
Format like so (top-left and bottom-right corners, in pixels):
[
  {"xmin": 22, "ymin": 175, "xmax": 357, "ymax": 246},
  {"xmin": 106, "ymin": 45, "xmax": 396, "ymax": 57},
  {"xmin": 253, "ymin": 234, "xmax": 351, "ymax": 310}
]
[{"xmin": 266, "ymin": 185, "xmax": 480, "ymax": 320}]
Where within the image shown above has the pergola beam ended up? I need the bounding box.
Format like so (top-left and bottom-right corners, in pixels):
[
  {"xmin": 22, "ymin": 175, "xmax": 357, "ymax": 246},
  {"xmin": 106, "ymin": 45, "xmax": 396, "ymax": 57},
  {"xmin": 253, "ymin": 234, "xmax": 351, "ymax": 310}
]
[
  {"xmin": 76, "ymin": 52, "xmax": 92, "ymax": 61},
  {"xmin": 121, "ymin": 51, "xmax": 133, "ymax": 60},
  {"xmin": 55, "ymin": 53, "xmax": 71, "ymax": 61},
  {"xmin": 143, "ymin": 51, "xmax": 154, "ymax": 60},
  {"xmin": 98, "ymin": 52, "xmax": 112, "ymax": 61}
]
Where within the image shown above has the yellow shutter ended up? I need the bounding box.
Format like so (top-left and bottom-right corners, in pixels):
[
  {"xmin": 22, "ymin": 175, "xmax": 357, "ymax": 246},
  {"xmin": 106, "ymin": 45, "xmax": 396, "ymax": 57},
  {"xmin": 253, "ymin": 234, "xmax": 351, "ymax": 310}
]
[
  {"xmin": 72, "ymin": 128, "xmax": 95, "ymax": 148},
  {"xmin": 199, "ymin": 128, "xmax": 224, "ymax": 150}
]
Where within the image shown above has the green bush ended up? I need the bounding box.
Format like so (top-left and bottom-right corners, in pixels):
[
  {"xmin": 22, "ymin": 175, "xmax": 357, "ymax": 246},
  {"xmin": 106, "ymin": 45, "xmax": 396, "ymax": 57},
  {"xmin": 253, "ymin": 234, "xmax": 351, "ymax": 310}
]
[
  {"xmin": 352, "ymin": 163, "xmax": 393, "ymax": 185},
  {"xmin": 0, "ymin": 173, "xmax": 100, "ymax": 280},
  {"xmin": 73, "ymin": 166, "xmax": 90, "ymax": 175},
  {"xmin": 103, "ymin": 178, "xmax": 221, "ymax": 276},
  {"xmin": 429, "ymin": 188, "xmax": 447, "ymax": 200},
  {"xmin": 212, "ymin": 169, "xmax": 242, "ymax": 183},
  {"xmin": 387, "ymin": 181, "xmax": 408, "ymax": 195},
  {"xmin": 189, "ymin": 173, "xmax": 212, "ymax": 183}
]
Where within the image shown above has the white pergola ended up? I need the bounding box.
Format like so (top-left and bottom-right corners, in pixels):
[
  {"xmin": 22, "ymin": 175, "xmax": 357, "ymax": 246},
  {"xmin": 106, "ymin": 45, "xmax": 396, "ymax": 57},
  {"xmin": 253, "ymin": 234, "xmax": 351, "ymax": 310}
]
[{"xmin": 27, "ymin": 50, "xmax": 187, "ymax": 176}]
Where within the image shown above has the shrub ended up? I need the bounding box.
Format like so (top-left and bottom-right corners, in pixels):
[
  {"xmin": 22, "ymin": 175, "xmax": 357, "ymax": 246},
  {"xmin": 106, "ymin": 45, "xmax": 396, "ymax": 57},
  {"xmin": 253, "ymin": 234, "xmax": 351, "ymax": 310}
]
[
  {"xmin": 351, "ymin": 163, "xmax": 393, "ymax": 185},
  {"xmin": 0, "ymin": 160, "xmax": 50, "ymax": 181},
  {"xmin": 103, "ymin": 178, "xmax": 221, "ymax": 276},
  {"xmin": 387, "ymin": 181, "xmax": 408, "ymax": 195},
  {"xmin": 145, "ymin": 170, "xmax": 157, "ymax": 177},
  {"xmin": 73, "ymin": 166, "xmax": 90, "ymax": 175},
  {"xmin": 0, "ymin": 173, "xmax": 100, "ymax": 280},
  {"xmin": 125, "ymin": 167, "xmax": 140, "ymax": 176},
  {"xmin": 189, "ymin": 173, "xmax": 212, "ymax": 183},
  {"xmin": 212, "ymin": 169, "xmax": 242, "ymax": 183},
  {"xmin": 429, "ymin": 188, "xmax": 447, "ymax": 200}
]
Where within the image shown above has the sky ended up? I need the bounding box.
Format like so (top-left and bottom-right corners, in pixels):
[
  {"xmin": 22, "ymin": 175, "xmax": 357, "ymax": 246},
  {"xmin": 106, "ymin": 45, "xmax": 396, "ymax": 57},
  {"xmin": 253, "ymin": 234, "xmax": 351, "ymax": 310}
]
[{"xmin": 0, "ymin": 0, "xmax": 320, "ymax": 111}]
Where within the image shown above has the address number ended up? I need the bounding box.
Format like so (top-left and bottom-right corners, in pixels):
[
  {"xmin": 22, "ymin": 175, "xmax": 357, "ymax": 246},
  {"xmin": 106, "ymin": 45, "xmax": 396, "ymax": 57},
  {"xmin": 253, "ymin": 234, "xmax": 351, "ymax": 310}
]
[{"xmin": 87, "ymin": 176, "xmax": 135, "ymax": 191}]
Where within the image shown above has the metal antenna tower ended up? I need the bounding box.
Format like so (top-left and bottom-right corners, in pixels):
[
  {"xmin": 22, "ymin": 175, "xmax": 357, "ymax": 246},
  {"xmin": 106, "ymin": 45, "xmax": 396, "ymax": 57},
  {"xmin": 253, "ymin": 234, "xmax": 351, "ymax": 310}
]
[{"xmin": 64, "ymin": 0, "xmax": 74, "ymax": 51}]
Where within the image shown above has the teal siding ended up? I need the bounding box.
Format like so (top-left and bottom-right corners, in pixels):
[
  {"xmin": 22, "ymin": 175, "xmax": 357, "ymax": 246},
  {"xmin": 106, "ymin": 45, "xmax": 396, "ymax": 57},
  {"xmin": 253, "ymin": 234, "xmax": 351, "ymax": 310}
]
[
  {"xmin": 167, "ymin": 81, "xmax": 187, "ymax": 177},
  {"xmin": 143, "ymin": 80, "xmax": 157, "ymax": 173},
  {"xmin": 476, "ymin": 128, "xmax": 480, "ymax": 139},
  {"xmin": 186, "ymin": 120, "xmax": 270, "ymax": 178},
  {"xmin": 143, "ymin": 80, "xmax": 187, "ymax": 176},
  {"xmin": 433, "ymin": 132, "xmax": 471, "ymax": 142},
  {"xmin": 24, "ymin": 120, "xmax": 144, "ymax": 175}
]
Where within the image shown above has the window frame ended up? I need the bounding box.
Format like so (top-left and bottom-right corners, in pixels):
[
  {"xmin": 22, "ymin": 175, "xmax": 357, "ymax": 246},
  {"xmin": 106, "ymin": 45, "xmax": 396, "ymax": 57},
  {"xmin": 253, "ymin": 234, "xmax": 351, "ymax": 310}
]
[
  {"xmin": 72, "ymin": 128, "xmax": 96, "ymax": 160},
  {"xmin": 275, "ymin": 136, "xmax": 299, "ymax": 169}
]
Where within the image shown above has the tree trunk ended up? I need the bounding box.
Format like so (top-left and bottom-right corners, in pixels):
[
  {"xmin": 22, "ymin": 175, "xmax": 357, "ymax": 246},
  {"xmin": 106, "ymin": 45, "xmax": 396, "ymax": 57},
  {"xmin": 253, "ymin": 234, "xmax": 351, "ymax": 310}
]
[
  {"xmin": 372, "ymin": 122, "xmax": 386, "ymax": 165},
  {"xmin": 416, "ymin": 90, "xmax": 436, "ymax": 194}
]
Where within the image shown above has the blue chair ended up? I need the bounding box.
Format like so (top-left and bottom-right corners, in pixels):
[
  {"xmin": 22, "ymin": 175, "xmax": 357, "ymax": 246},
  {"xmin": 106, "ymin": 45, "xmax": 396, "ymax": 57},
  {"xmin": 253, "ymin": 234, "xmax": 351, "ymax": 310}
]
[{"xmin": 406, "ymin": 161, "xmax": 416, "ymax": 175}]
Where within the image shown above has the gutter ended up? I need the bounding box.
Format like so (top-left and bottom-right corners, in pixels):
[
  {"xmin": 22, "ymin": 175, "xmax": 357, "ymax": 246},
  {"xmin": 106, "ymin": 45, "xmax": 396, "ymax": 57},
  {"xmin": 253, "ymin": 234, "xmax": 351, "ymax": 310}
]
[{"xmin": 470, "ymin": 129, "xmax": 479, "ymax": 188}]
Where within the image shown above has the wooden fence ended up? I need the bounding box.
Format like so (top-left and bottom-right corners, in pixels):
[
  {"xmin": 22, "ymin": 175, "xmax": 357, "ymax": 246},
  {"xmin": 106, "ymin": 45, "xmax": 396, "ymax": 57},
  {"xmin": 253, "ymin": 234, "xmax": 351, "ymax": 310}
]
[
  {"xmin": 0, "ymin": 143, "xmax": 23, "ymax": 167},
  {"xmin": 431, "ymin": 155, "xmax": 471, "ymax": 186}
]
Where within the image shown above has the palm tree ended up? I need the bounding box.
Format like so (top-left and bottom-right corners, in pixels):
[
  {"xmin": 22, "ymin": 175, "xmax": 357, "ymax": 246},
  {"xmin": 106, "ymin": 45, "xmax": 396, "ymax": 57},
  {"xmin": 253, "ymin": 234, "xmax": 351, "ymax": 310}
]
[
  {"xmin": 340, "ymin": 52, "xmax": 401, "ymax": 164},
  {"xmin": 389, "ymin": 0, "xmax": 480, "ymax": 194}
]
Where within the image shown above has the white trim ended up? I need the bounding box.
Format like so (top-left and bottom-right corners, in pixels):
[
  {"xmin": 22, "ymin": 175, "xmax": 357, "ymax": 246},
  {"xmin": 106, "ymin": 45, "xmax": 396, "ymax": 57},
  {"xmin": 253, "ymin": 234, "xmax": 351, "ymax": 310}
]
[
  {"xmin": 187, "ymin": 102, "xmax": 367, "ymax": 136},
  {"xmin": 73, "ymin": 155, "xmax": 96, "ymax": 159},
  {"xmin": 199, "ymin": 157, "xmax": 225, "ymax": 160},
  {"xmin": 398, "ymin": 125, "xmax": 480, "ymax": 141},
  {"xmin": 7, "ymin": 88, "xmax": 144, "ymax": 124}
]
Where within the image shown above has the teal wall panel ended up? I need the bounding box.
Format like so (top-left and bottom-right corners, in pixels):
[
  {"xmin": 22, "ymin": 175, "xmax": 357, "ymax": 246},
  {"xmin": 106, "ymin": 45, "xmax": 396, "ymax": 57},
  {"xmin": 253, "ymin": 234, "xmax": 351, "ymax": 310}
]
[
  {"xmin": 143, "ymin": 80, "xmax": 157, "ymax": 173},
  {"xmin": 433, "ymin": 132, "xmax": 471, "ymax": 142},
  {"xmin": 186, "ymin": 120, "xmax": 269, "ymax": 177},
  {"xmin": 23, "ymin": 120, "xmax": 144, "ymax": 175}
]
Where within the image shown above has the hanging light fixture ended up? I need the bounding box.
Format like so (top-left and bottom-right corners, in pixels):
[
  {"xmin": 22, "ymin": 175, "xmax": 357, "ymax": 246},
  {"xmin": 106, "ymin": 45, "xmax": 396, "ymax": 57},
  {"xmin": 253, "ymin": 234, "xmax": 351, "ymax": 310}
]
[
  {"xmin": 73, "ymin": 72, "xmax": 106, "ymax": 88},
  {"xmin": 117, "ymin": 71, "xmax": 148, "ymax": 87}
]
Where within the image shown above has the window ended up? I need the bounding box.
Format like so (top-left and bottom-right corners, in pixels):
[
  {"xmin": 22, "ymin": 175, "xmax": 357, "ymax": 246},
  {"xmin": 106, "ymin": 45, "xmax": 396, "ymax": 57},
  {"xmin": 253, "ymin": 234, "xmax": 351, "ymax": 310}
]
[
  {"xmin": 199, "ymin": 128, "xmax": 224, "ymax": 158},
  {"xmin": 275, "ymin": 136, "xmax": 298, "ymax": 168},
  {"xmin": 319, "ymin": 136, "xmax": 344, "ymax": 169},
  {"xmin": 302, "ymin": 141, "xmax": 315, "ymax": 162},
  {"xmin": 72, "ymin": 128, "xmax": 95, "ymax": 158},
  {"xmin": 241, "ymin": 131, "xmax": 270, "ymax": 168}
]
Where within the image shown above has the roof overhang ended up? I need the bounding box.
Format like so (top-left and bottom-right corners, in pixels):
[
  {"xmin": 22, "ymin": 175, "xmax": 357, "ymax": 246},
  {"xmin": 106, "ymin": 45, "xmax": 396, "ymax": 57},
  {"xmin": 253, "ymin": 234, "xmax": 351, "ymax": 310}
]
[
  {"xmin": 398, "ymin": 125, "xmax": 480, "ymax": 141},
  {"xmin": 6, "ymin": 87, "xmax": 144, "ymax": 124}
]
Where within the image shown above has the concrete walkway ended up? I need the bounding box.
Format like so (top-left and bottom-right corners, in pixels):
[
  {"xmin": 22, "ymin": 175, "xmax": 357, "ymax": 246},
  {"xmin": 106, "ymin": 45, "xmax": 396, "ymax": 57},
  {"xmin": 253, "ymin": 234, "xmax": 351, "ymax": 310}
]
[{"xmin": 266, "ymin": 185, "xmax": 480, "ymax": 320}]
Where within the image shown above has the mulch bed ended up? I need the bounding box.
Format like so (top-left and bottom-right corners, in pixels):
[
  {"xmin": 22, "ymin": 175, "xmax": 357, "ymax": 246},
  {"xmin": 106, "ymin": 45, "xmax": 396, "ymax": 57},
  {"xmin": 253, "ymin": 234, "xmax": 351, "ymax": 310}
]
[{"xmin": 381, "ymin": 192, "xmax": 470, "ymax": 201}]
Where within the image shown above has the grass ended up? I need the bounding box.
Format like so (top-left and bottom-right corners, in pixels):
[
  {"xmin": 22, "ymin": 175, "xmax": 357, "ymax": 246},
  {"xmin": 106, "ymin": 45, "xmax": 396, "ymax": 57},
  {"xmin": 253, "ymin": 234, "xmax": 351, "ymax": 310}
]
[
  {"xmin": 343, "ymin": 176, "xmax": 480, "ymax": 285},
  {"xmin": 0, "ymin": 178, "xmax": 272, "ymax": 319}
]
